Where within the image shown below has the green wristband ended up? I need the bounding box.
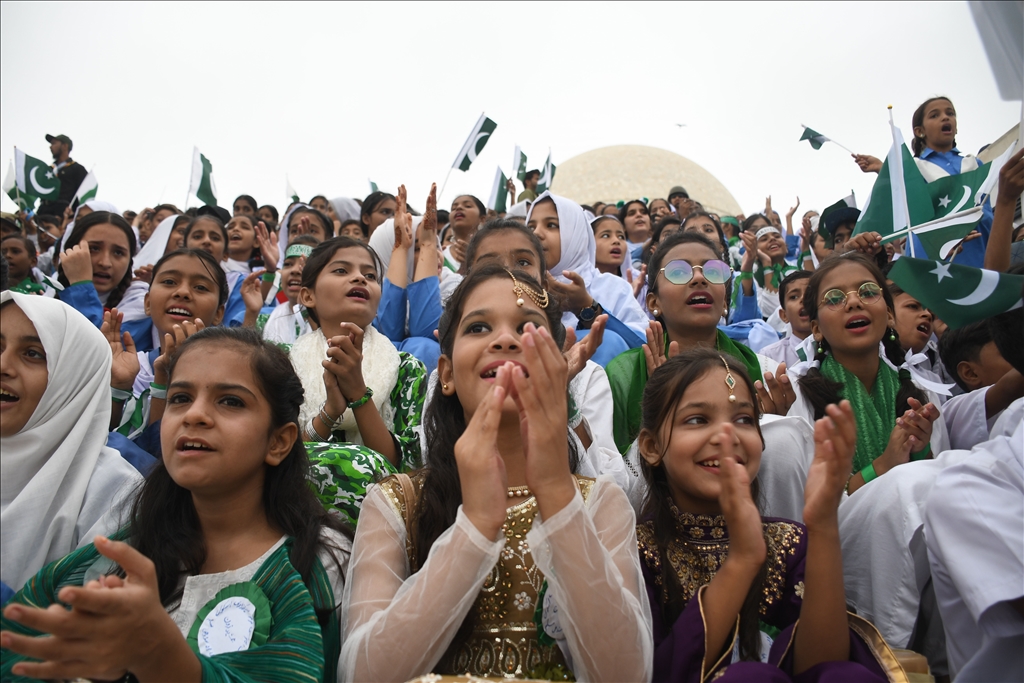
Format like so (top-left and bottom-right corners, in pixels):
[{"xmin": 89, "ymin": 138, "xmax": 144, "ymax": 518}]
[
  {"xmin": 799, "ymin": 251, "xmax": 811, "ymax": 262},
  {"xmin": 860, "ymin": 463, "xmax": 878, "ymax": 484},
  {"xmin": 347, "ymin": 386, "xmax": 374, "ymax": 409},
  {"xmin": 736, "ymin": 271, "xmax": 753, "ymax": 281},
  {"xmin": 911, "ymin": 442, "xmax": 932, "ymax": 461},
  {"xmin": 261, "ymin": 272, "xmax": 277, "ymax": 283}
]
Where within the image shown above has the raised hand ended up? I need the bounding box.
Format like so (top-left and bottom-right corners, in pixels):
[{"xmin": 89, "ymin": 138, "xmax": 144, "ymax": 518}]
[
  {"xmin": 102, "ymin": 308, "xmax": 140, "ymax": 391},
  {"xmin": 240, "ymin": 270, "xmax": 266, "ymax": 315},
  {"xmin": 838, "ymin": 231, "xmax": 883, "ymax": 256},
  {"xmin": 548, "ymin": 270, "xmax": 593, "ymax": 312},
  {"xmin": 323, "ymin": 322, "xmax": 367, "ymax": 408},
  {"xmin": 60, "ymin": 242, "xmax": 93, "ymax": 284},
  {"xmin": 152, "ymin": 320, "xmax": 206, "ymax": 387},
  {"xmin": 393, "ymin": 185, "xmax": 413, "ymax": 250},
  {"xmin": 804, "ymin": 401, "xmax": 856, "ymax": 528},
  {"xmin": 718, "ymin": 423, "xmax": 766, "ymax": 567},
  {"xmin": 133, "ymin": 264, "xmax": 154, "ymax": 284},
  {"xmin": 454, "ymin": 364, "xmax": 512, "ymax": 539},
  {"xmin": 754, "ymin": 363, "xmax": 796, "ymax": 416},
  {"xmin": 510, "ymin": 323, "xmax": 575, "ymax": 519},
  {"xmin": 505, "ymin": 177, "xmax": 517, "ymax": 205},
  {"xmin": 786, "ymin": 197, "xmax": 800, "ymax": 221},
  {"xmin": 642, "ymin": 320, "xmax": 678, "ymax": 378},
  {"xmin": 562, "ymin": 313, "xmax": 607, "ymax": 381},
  {"xmin": 852, "ymin": 154, "xmax": 883, "ymax": 174},
  {"xmin": 255, "ymin": 221, "xmax": 279, "ymax": 268},
  {"xmin": 627, "ymin": 264, "xmax": 647, "ymax": 298}
]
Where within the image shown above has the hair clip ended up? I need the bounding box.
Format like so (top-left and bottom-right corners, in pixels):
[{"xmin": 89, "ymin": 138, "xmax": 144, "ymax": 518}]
[
  {"xmin": 719, "ymin": 355, "xmax": 737, "ymax": 403},
  {"xmin": 506, "ymin": 270, "xmax": 549, "ymax": 309}
]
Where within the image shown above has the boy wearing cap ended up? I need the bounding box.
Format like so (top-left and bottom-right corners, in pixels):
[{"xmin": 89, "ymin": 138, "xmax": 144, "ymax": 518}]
[{"xmin": 38, "ymin": 133, "xmax": 88, "ymax": 217}]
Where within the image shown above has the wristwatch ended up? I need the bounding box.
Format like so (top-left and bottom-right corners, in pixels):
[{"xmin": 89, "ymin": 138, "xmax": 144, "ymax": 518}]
[{"xmin": 577, "ymin": 301, "xmax": 603, "ymax": 330}]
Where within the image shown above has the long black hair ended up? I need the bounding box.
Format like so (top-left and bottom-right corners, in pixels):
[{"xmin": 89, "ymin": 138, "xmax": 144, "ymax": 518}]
[
  {"xmin": 57, "ymin": 211, "xmax": 136, "ymax": 307},
  {"xmin": 360, "ymin": 191, "xmax": 396, "ymax": 232},
  {"xmin": 127, "ymin": 327, "xmax": 351, "ymax": 620},
  {"xmin": 299, "ymin": 236, "xmax": 383, "ymax": 326},
  {"xmin": 639, "ymin": 349, "xmax": 767, "ymax": 661},
  {"xmin": 799, "ymin": 252, "xmax": 926, "ymax": 420},
  {"xmin": 416, "ymin": 265, "xmax": 579, "ymax": 571}
]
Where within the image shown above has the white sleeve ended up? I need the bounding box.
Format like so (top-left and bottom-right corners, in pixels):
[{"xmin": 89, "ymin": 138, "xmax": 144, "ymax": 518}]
[
  {"xmin": 339, "ymin": 485, "xmax": 504, "ymax": 682},
  {"xmin": 940, "ymin": 388, "xmax": 992, "ymax": 451},
  {"xmin": 526, "ymin": 475, "xmax": 653, "ymax": 683}
]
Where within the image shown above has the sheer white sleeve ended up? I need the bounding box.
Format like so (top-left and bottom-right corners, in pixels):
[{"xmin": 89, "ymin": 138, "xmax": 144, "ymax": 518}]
[
  {"xmin": 527, "ymin": 475, "xmax": 653, "ymax": 683},
  {"xmin": 339, "ymin": 484, "xmax": 504, "ymax": 682}
]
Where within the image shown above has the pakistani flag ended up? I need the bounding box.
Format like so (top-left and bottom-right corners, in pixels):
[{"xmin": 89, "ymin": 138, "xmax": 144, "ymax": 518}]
[
  {"xmin": 926, "ymin": 141, "xmax": 1015, "ymax": 218},
  {"xmin": 368, "ymin": 179, "xmax": 379, "ymax": 193},
  {"xmin": 75, "ymin": 170, "xmax": 98, "ymax": 204},
  {"xmin": 3, "ymin": 160, "xmax": 34, "ymax": 210},
  {"xmin": 13, "ymin": 147, "xmax": 60, "ymax": 205},
  {"xmin": 536, "ymin": 151, "xmax": 556, "ymax": 194},
  {"xmin": 286, "ymin": 176, "xmax": 300, "ymax": 203},
  {"xmin": 189, "ymin": 147, "xmax": 217, "ymax": 206},
  {"xmin": 512, "ymin": 145, "xmax": 527, "ymax": 182},
  {"xmin": 887, "ymin": 257, "xmax": 1023, "ymax": 329},
  {"xmin": 817, "ymin": 193, "xmax": 857, "ymax": 241},
  {"xmin": 799, "ymin": 126, "xmax": 830, "ymax": 150},
  {"xmin": 488, "ymin": 167, "xmax": 510, "ymax": 213},
  {"xmin": 452, "ymin": 113, "xmax": 497, "ymax": 172}
]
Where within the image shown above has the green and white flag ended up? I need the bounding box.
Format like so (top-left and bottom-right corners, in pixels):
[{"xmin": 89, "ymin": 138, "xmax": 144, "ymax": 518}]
[
  {"xmin": 799, "ymin": 126, "xmax": 830, "ymax": 150},
  {"xmin": 886, "ymin": 207, "xmax": 983, "ymax": 261},
  {"xmin": 512, "ymin": 145, "xmax": 527, "ymax": 182},
  {"xmin": 488, "ymin": 167, "xmax": 509, "ymax": 213},
  {"xmin": 452, "ymin": 113, "xmax": 497, "ymax": 172},
  {"xmin": 926, "ymin": 141, "xmax": 1016, "ymax": 218},
  {"xmin": 887, "ymin": 257, "xmax": 1023, "ymax": 329},
  {"xmin": 189, "ymin": 147, "xmax": 217, "ymax": 206},
  {"xmin": 286, "ymin": 176, "xmax": 300, "ymax": 203},
  {"xmin": 368, "ymin": 179, "xmax": 379, "ymax": 193},
  {"xmin": 854, "ymin": 125, "xmax": 933, "ymax": 244},
  {"xmin": 75, "ymin": 170, "xmax": 98, "ymax": 204},
  {"xmin": 536, "ymin": 150, "xmax": 556, "ymax": 194},
  {"xmin": 13, "ymin": 147, "xmax": 60, "ymax": 205},
  {"xmin": 3, "ymin": 160, "xmax": 34, "ymax": 210}
]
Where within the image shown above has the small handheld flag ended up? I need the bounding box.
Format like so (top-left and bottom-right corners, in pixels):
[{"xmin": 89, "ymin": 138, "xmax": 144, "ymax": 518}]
[
  {"xmin": 452, "ymin": 112, "xmax": 497, "ymax": 172},
  {"xmin": 75, "ymin": 170, "xmax": 98, "ymax": 204},
  {"xmin": 286, "ymin": 176, "xmax": 300, "ymax": 204},
  {"xmin": 512, "ymin": 146, "xmax": 527, "ymax": 182},
  {"xmin": 887, "ymin": 257, "xmax": 1023, "ymax": 329},
  {"xmin": 799, "ymin": 125, "xmax": 853, "ymax": 153},
  {"xmin": 13, "ymin": 147, "xmax": 60, "ymax": 206},
  {"xmin": 536, "ymin": 150, "xmax": 556, "ymax": 194},
  {"xmin": 189, "ymin": 147, "xmax": 217, "ymax": 206},
  {"xmin": 488, "ymin": 167, "xmax": 510, "ymax": 213}
]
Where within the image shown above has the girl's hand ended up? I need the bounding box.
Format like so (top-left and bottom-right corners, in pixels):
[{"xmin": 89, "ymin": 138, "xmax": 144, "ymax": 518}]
[
  {"xmin": 510, "ymin": 323, "xmax": 575, "ymax": 517},
  {"xmin": 642, "ymin": 320, "xmax": 678, "ymax": 378},
  {"xmin": 240, "ymin": 270, "xmax": 265, "ymax": 314},
  {"xmin": 393, "ymin": 185, "xmax": 413, "ymax": 250},
  {"xmin": 548, "ymin": 271, "xmax": 594, "ymax": 312},
  {"xmin": 627, "ymin": 264, "xmax": 647, "ymax": 298},
  {"xmin": 876, "ymin": 423, "xmax": 915, "ymax": 476},
  {"xmin": 852, "ymin": 154, "xmax": 883, "ymax": 174},
  {"xmin": 61, "ymin": 242, "xmax": 93, "ymax": 284},
  {"xmin": 133, "ymin": 264, "xmax": 154, "ymax": 284},
  {"xmin": 255, "ymin": 220, "xmax": 279, "ymax": 269},
  {"xmin": 786, "ymin": 197, "xmax": 800, "ymax": 221},
  {"xmin": 898, "ymin": 398, "xmax": 938, "ymax": 453},
  {"xmin": 102, "ymin": 309, "xmax": 140, "ymax": 391},
  {"xmin": 754, "ymin": 364, "xmax": 796, "ymax": 416},
  {"xmin": 1, "ymin": 536, "xmax": 198, "ymax": 682},
  {"xmin": 421, "ymin": 183, "xmax": 438, "ymax": 236},
  {"xmin": 838, "ymin": 231, "xmax": 883, "ymax": 256},
  {"xmin": 323, "ymin": 323, "xmax": 367, "ymax": 406},
  {"xmin": 739, "ymin": 230, "xmax": 757, "ymax": 271},
  {"xmin": 997, "ymin": 148, "xmax": 1024, "ymax": 206},
  {"xmin": 717, "ymin": 423, "xmax": 766, "ymax": 569},
  {"xmin": 449, "ymin": 238, "xmax": 467, "ymax": 266},
  {"xmin": 454, "ymin": 365, "xmax": 512, "ymax": 539},
  {"xmin": 562, "ymin": 313, "xmax": 607, "ymax": 381},
  {"xmin": 152, "ymin": 321, "xmax": 205, "ymax": 386},
  {"xmin": 804, "ymin": 401, "xmax": 856, "ymax": 530}
]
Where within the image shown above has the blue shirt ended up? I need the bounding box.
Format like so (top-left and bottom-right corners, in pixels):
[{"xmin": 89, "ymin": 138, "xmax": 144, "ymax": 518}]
[{"xmin": 918, "ymin": 147, "xmax": 964, "ymax": 176}]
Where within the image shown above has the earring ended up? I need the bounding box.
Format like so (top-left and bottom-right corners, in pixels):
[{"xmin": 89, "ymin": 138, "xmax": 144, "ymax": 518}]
[
  {"xmin": 442, "ymin": 383, "xmax": 449, "ymax": 391},
  {"xmin": 652, "ymin": 308, "xmax": 660, "ymax": 317},
  {"xmin": 889, "ymin": 329, "xmax": 897, "ymax": 341},
  {"xmin": 816, "ymin": 340, "xmax": 824, "ymax": 354}
]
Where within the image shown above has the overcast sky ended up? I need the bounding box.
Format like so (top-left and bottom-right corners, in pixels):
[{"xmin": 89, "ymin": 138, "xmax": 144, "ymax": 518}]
[{"xmin": 1, "ymin": 1, "xmax": 1018, "ymax": 219}]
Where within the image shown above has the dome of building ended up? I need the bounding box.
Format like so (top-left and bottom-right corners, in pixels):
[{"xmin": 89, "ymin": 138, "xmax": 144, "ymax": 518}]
[{"xmin": 550, "ymin": 145, "xmax": 742, "ymax": 217}]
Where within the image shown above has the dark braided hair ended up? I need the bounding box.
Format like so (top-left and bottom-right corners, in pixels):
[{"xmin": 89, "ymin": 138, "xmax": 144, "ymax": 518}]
[
  {"xmin": 639, "ymin": 350, "xmax": 767, "ymax": 661},
  {"xmin": 57, "ymin": 211, "xmax": 136, "ymax": 307},
  {"xmin": 799, "ymin": 253, "xmax": 926, "ymax": 421},
  {"xmin": 911, "ymin": 96, "xmax": 955, "ymax": 157}
]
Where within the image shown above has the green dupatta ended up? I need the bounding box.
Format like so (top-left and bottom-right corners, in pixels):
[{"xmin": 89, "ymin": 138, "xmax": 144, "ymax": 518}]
[
  {"xmin": 606, "ymin": 329, "xmax": 763, "ymax": 454},
  {"xmin": 819, "ymin": 355, "xmax": 900, "ymax": 473}
]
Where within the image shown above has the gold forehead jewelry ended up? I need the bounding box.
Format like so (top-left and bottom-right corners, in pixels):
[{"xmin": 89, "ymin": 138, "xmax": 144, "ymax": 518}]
[
  {"xmin": 506, "ymin": 270, "xmax": 550, "ymax": 309},
  {"xmin": 719, "ymin": 355, "xmax": 737, "ymax": 403}
]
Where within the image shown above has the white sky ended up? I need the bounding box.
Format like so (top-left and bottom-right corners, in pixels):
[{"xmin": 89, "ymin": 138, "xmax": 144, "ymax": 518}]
[{"xmin": 1, "ymin": 1, "xmax": 1018, "ymax": 219}]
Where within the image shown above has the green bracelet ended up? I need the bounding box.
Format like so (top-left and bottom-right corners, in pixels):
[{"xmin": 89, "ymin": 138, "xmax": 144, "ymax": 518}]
[
  {"xmin": 110, "ymin": 386, "xmax": 132, "ymax": 402},
  {"xmin": 347, "ymin": 386, "xmax": 374, "ymax": 409},
  {"xmin": 149, "ymin": 382, "xmax": 168, "ymax": 400},
  {"xmin": 736, "ymin": 271, "xmax": 753, "ymax": 281},
  {"xmin": 799, "ymin": 251, "xmax": 811, "ymax": 262},
  {"xmin": 911, "ymin": 442, "xmax": 932, "ymax": 461},
  {"xmin": 860, "ymin": 463, "xmax": 878, "ymax": 484},
  {"xmin": 261, "ymin": 272, "xmax": 277, "ymax": 283}
]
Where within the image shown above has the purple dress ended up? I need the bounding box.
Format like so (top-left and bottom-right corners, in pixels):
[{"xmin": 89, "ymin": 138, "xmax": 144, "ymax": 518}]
[{"xmin": 638, "ymin": 509, "xmax": 904, "ymax": 682}]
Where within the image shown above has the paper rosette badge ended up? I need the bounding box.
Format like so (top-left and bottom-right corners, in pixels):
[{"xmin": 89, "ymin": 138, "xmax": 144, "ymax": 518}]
[{"xmin": 186, "ymin": 581, "xmax": 272, "ymax": 657}]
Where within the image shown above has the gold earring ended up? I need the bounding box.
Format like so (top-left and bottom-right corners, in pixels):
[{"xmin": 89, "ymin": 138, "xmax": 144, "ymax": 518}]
[
  {"xmin": 506, "ymin": 269, "xmax": 549, "ymax": 308},
  {"xmin": 442, "ymin": 383, "xmax": 449, "ymax": 391},
  {"xmin": 719, "ymin": 355, "xmax": 737, "ymax": 403}
]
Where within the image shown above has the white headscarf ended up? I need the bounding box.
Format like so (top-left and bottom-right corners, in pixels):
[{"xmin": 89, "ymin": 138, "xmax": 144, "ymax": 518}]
[
  {"xmin": 527, "ymin": 192, "xmax": 649, "ymax": 338},
  {"xmin": 1, "ymin": 291, "xmax": 141, "ymax": 591},
  {"xmin": 329, "ymin": 197, "xmax": 362, "ymax": 224},
  {"xmin": 134, "ymin": 214, "xmax": 183, "ymax": 269},
  {"xmin": 276, "ymin": 203, "xmax": 311, "ymax": 268},
  {"xmin": 368, "ymin": 216, "xmax": 424, "ymax": 282},
  {"xmin": 62, "ymin": 200, "xmax": 126, "ymax": 252}
]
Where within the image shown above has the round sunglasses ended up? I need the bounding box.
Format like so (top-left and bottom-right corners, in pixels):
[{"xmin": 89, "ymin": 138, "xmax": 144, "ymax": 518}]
[
  {"xmin": 820, "ymin": 281, "xmax": 883, "ymax": 310},
  {"xmin": 660, "ymin": 259, "xmax": 732, "ymax": 285}
]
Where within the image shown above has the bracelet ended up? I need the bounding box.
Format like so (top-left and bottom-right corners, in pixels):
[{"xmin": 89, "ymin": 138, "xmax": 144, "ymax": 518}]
[
  {"xmin": 149, "ymin": 382, "xmax": 167, "ymax": 400},
  {"xmin": 261, "ymin": 272, "xmax": 277, "ymax": 283},
  {"xmin": 347, "ymin": 386, "xmax": 374, "ymax": 409},
  {"xmin": 860, "ymin": 463, "xmax": 878, "ymax": 484},
  {"xmin": 736, "ymin": 271, "xmax": 753, "ymax": 281},
  {"xmin": 306, "ymin": 416, "xmax": 329, "ymax": 442},
  {"xmin": 799, "ymin": 251, "xmax": 811, "ymax": 262},
  {"xmin": 318, "ymin": 401, "xmax": 343, "ymax": 431},
  {"xmin": 911, "ymin": 442, "xmax": 932, "ymax": 461},
  {"xmin": 110, "ymin": 386, "xmax": 132, "ymax": 402}
]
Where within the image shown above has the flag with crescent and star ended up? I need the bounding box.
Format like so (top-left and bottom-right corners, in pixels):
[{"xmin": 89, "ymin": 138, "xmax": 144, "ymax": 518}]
[
  {"xmin": 512, "ymin": 145, "xmax": 527, "ymax": 182},
  {"xmin": 452, "ymin": 113, "xmax": 497, "ymax": 172},
  {"xmin": 926, "ymin": 141, "xmax": 1016, "ymax": 219},
  {"xmin": 799, "ymin": 126, "xmax": 830, "ymax": 150},
  {"xmin": 887, "ymin": 257, "xmax": 1023, "ymax": 329},
  {"xmin": 488, "ymin": 166, "xmax": 509, "ymax": 213},
  {"xmin": 536, "ymin": 150, "xmax": 556, "ymax": 194},
  {"xmin": 12, "ymin": 148, "xmax": 60, "ymax": 206},
  {"xmin": 3, "ymin": 160, "xmax": 34, "ymax": 210},
  {"xmin": 189, "ymin": 147, "xmax": 217, "ymax": 206}
]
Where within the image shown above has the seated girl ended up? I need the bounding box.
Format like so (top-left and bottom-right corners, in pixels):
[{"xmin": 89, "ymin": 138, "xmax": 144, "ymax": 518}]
[
  {"xmin": 636, "ymin": 349, "xmax": 902, "ymax": 681},
  {"xmin": 243, "ymin": 235, "xmax": 318, "ymax": 349},
  {"xmin": 786, "ymin": 253, "xmax": 949, "ymax": 494},
  {"xmin": 527, "ymin": 192, "xmax": 650, "ymax": 362},
  {"xmin": 291, "ymin": 237, "xmax": 427, "ymax": 470},
  {"xmin": 738, "ymin": 223, "xmax": 799, "ymax": 321},
  {"xmin": 1, "ymin": 327, "xmax": 351, "ymax": 682},
  {"xmin": 607, "ymin": 231, "xmax": 792, "ymax": 456},
  {"xmin": 340, "ymin": 265, "xmax": 652, "ymax": 681},
  {"xmin": 55, "ymin": 211, "xmax": 136, "ymax": 328},
  {"xmin": 0, "ymin": 291, "xmax": 142, "ymax": 605},
  {"xmin": 118, "ymin": 213, "xmax": 190, "ymax": 321},
  {"xmin": 108, "ymin": 249, "xmax": 228, "ymax": 443},
  {"xmin": 592, "ymin": 215, "xmax": 632, "ymax": 277},
  {"xmin": 682, "ymin": 212, "xmax": 760, "ymax": 324}
]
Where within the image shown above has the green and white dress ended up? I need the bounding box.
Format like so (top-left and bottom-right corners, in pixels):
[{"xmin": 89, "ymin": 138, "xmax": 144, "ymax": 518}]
[{"xmin": 0, "ymin": 529, "xmax": 350, "ymax": 682}]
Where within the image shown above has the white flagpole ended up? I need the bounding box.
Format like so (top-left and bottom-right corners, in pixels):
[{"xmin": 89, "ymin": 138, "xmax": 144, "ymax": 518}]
[
  {"xmin": 438, "ymin": 167, "xmax": 454, "ymax": 206},
  {"xmin": 888, "ymin": 106, "xmax": 916, "ymax": 258}
]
